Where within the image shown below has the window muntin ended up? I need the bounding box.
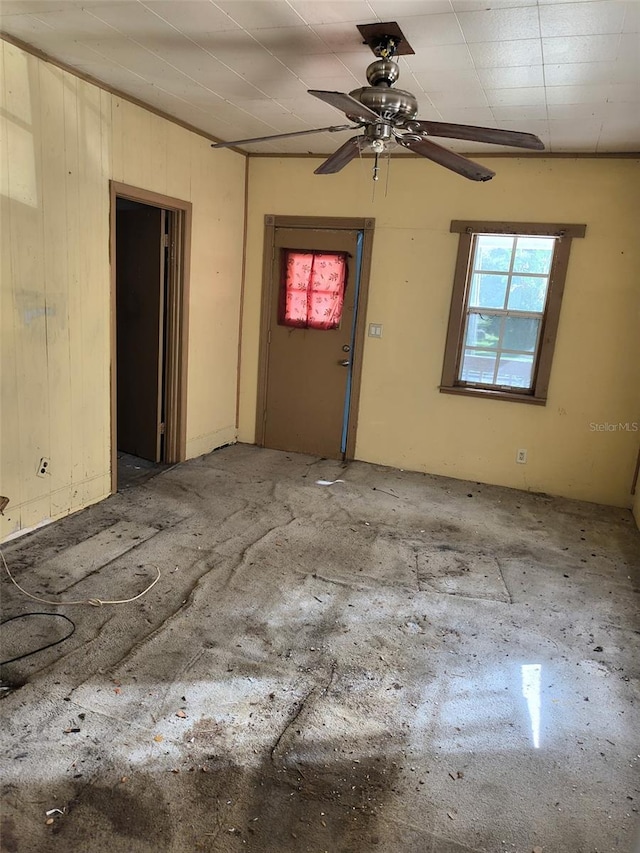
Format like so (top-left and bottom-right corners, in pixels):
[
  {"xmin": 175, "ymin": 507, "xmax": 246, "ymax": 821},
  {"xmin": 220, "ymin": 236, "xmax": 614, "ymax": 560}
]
[{"xmin": 458, "ymin": 234, "xmax": 556, "ymax": 392}]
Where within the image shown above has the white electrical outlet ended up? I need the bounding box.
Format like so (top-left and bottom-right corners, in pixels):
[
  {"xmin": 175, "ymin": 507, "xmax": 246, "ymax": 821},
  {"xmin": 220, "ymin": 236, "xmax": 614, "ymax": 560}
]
[
  {"xmin": 36, "ymin": 457, "xmax": 50, "ymax": 477},
  {"xmin": 516, "ymin": 449, "xmax": 527, "ymax": 464}
]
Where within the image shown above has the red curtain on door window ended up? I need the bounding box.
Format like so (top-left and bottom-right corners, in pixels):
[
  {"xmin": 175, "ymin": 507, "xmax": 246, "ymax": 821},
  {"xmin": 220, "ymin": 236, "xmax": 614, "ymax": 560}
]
[{"xmin": 280, "ymin": 250, "xmax": 347, "ymax": 330}]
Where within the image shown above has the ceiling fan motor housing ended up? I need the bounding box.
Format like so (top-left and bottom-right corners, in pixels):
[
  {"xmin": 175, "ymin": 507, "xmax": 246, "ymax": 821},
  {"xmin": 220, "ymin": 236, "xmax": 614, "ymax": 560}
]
[
  {"xmin": 348, "ymin": 86, "xmax": 418, "ymax": 123},
  {"xmin": 349, "ymin": 58, "xmax": 418, "ymax": 124}
]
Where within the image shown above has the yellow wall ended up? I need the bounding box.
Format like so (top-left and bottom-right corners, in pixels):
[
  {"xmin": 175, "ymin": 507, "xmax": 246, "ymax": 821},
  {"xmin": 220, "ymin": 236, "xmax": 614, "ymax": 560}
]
[
  {"xmin": 240, "ymin": 156, "xmax": 640, "ymax": 508},
  {"xmin": 2, "ymin": 39, "xmax": 638, "ymax": 541},
  {"xmin": 1, "ymin": 40, "xmax": 245, "ymax": 540}
]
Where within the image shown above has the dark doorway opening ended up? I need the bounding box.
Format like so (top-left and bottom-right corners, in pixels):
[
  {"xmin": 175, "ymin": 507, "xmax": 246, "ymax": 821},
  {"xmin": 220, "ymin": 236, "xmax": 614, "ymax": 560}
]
[
  {"xmin": 116, "ymin": 198, "xmax": 169, "ymax": 470},
  {"xmin": 110, "ymin": 183, "xmax": 192, "ymax": 493}
]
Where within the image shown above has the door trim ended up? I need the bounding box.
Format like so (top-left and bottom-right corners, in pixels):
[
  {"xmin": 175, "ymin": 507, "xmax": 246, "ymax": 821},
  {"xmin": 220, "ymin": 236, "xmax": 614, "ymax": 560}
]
[
  {"xmin": 256, "ymin": 214, "xmax": 375, "ymax": 460},
  {"xmin": 109, "ymin": 181, "xmax": 192, "ymax": 492}
]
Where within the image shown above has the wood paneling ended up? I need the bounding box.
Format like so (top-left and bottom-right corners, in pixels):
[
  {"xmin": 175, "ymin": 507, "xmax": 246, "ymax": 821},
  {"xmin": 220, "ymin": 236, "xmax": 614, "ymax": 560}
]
[
  {"xmin": 1, "ymin": 39, "xmax": 246, "ymax": 540},
  {"xmin": 39, "ymin": 61, "xmax": 71, "ymax": 519},
  {"xmin": 4, "ymin": 44, "xmax": 49, "ymax": 529},
  {"xmin": 0, "ymin": 42, "xmax": 23, "ymax": 524}
]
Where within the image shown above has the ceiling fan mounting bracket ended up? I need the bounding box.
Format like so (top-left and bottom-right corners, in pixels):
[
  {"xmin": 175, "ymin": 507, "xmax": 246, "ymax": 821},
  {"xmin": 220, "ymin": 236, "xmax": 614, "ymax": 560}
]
[
  {"xmin": 356, "ymin": 22, "xmax": 415, "ymax": 57},
  {"xmin": 372, "ymin": 35, "xmax": 399, "ymax": 59}
]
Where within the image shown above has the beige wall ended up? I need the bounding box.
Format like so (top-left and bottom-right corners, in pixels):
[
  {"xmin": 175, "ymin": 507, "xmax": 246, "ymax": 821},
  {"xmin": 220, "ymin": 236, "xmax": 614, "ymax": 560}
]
[
  {"xmin": 1, "ymin": 40, "xmax": 245, "ymax": 540},
  {"xmin": 240, "ymin": 156, "xmax": 640, "ymax": 508},
  {"xmin": 2, "ymin": 39, "xmax": 638, "ymax": 542}
]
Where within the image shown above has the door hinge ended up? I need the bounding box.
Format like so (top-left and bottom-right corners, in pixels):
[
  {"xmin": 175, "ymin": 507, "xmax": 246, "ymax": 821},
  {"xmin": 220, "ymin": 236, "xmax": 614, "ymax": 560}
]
[
  {"xmin": 159, "ymin": 422, "xmax": 166, "ymax": 434},
  {"xmin": 163, "ymin": 233, "xmax": 169, "ymax": 248}
]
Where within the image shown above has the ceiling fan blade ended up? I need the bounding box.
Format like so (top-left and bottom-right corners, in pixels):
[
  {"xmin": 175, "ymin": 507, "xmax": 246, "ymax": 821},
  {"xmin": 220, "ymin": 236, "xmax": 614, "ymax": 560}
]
[
  {"xmin": 397, "ymin": 135, "xmax": 495, "ymax": 182},
  {"xmin": 409, "ymin": 120, "xmax": 545, "ymax": 151},
  {"xmin": 314, "ymin": 136, "xmax": 365, "ymax": 175},
  {"xmin": 308, "ymin": 90, "xmax": 379, "ymax": 124},
  {"xmin": 211, "ymin": 124, "xmax": 354, "ymax": 149}
]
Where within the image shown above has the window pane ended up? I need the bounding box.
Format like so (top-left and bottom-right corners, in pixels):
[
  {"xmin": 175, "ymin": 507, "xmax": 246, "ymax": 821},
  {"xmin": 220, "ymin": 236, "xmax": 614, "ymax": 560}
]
[
  {"xmin": 475, "ymin": 235, "xmax": 514, "ymax": 271},
  {"xmin": 513, "ymin": 237, "xmax": 555, "ymax": 274},
  {"xmin": 285, "ymin": 289, "xmax": 308, "ymax": 326},
  {"xmin": 503, "ymin": 316, "xmax": 540, "ymax": 352},
  {"xmin": 507, "ymin": 276, "xmax": 548, "ymax": 312},
  {"xmin": 443, "ymin": 222, "xmax": 576, "ymax": 400},
  {"xmin": 464, "ymin": 312, "xmax": 501, "ymax": 349},
  {"xmin": 497, "ymin": 354, "xmax": 534, "ymax": 388},
  {"xmin": 469, "ymin": 274, "xmax": 508, "ymax": 309},
  {"xmin": 460, "ymin": 349, "xmax": 497, "ymax": 383}
]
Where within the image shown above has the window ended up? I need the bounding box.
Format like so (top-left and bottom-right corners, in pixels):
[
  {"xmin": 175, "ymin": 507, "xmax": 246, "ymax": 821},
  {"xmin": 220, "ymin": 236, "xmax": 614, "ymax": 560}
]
[
  {"xmin": 441, "ymin": 221, "xmax": 586, "ymax": 404},
  {"xmin": 279, "ymin": 250, "xmax": 347, "ymax": 330}
]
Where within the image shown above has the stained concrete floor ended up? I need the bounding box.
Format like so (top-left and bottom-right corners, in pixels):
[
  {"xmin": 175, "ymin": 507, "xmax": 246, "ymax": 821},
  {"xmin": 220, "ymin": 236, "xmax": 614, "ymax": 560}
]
[
  {"xmin": 1, "ymin": 444, "xmax": 639, "ymax": 853},
  {"xmin": 116, "ymin": 452, "xmax": 170, "ymax": 490}
]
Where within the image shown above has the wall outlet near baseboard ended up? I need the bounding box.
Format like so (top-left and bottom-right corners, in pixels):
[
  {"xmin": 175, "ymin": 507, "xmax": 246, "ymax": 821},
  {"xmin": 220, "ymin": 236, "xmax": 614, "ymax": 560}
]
[{"xmin": 516, "ymin": 449, "xmax": 527, "ymax": 464}]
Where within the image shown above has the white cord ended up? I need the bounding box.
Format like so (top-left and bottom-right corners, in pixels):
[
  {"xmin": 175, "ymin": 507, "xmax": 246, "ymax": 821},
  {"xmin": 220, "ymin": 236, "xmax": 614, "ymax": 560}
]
[{"xmin": 0, "ymin": 549, "xmax": 160, "ymax": 607}]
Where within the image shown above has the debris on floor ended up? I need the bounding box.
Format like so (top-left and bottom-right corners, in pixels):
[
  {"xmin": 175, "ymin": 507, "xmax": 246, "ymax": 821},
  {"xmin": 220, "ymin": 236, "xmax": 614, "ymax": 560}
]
[{"xmin": 1, "ymin": 444, "xmax": 638, "ymax": 853}]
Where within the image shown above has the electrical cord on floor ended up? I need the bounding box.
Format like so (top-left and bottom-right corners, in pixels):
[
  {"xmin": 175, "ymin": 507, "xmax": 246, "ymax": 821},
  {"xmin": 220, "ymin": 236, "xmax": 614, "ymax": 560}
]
[
  {"xmin": 0, "ymin": 549, "xmax": 161, "ymax": 606},
  {"xmin": 0, "ymin": 612, "xmax": 76, "ymax": 666}
]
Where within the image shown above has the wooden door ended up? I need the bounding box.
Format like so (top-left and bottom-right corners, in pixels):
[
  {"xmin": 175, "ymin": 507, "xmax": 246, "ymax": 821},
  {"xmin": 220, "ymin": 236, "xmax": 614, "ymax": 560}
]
[
  {"xmin": 262, "ymin": 227, "xmax": 360, "ymax": 459},
  {"xmin": 116, "ymin": 207, "xmax": 165, "ymax": 462}
]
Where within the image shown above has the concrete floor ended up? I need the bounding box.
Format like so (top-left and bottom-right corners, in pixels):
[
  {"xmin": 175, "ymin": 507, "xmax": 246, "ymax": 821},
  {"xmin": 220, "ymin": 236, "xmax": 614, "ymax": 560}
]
[
  {"xmin": 1, "ymin": 444, "xmax": 639, "ymax": 853},
  {"xmin": 116, "ymin": 452, "xmax": 170, "ymax": 490}
]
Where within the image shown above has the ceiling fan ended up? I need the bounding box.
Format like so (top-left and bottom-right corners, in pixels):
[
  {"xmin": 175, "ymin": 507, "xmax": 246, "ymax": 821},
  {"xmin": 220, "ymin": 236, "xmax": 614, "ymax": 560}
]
[{"xmin": 212, "ymin": 22, "xmax": 544, "ymax": 182}]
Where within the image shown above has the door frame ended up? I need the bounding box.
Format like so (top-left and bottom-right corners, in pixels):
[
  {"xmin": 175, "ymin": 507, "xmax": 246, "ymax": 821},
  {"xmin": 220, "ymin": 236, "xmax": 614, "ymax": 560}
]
[
  {"xmin": 109, "ymin": 181, "xmax": 192, "ymax": 492},
  {"xmin": 256, "ymin": 215, "xmax": 375, "ymax": 460}
]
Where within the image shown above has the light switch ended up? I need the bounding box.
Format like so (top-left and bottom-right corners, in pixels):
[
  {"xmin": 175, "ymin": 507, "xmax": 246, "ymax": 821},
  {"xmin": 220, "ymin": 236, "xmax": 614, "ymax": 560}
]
[{"xmin": 368, "ymin": 323, "xmax": 383, "ymax": 338}]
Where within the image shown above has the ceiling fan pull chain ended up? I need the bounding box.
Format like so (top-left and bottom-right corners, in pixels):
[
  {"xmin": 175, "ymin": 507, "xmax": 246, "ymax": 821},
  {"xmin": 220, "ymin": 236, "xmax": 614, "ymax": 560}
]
[{"xmin": 372, "ymin": 150, "xmax": 380, "ymax": 183}]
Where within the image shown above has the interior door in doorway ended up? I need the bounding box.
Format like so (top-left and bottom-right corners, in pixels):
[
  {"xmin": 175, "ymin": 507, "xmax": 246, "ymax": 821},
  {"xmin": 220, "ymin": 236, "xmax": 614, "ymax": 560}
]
[
  {"xmin": 116, "ymin": 205, "xmax": 166, "ymax": 462},
  {"xmin": 263, "ymin": 227, "xmax": 361, "ymax": 460}
]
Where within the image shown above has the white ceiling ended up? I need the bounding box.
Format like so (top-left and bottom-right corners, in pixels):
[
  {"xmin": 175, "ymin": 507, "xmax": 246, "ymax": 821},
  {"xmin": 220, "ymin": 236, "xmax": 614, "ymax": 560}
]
[{"xmin": 1, "ymin": 0, "xmax": 638, "ymax": 155}]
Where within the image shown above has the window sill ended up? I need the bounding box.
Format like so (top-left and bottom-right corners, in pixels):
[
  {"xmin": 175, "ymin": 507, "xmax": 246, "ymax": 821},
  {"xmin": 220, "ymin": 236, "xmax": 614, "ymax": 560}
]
[{"xmin": 439, "ymin": 385, "xmax": 547, "ymax": 405}]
